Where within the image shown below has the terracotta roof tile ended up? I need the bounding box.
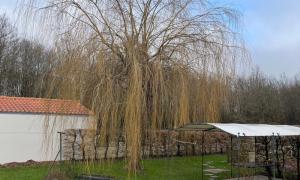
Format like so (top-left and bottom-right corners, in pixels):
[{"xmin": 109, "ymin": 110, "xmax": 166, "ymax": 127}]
[{"xmin": 0, "ymin": 96, "xmax": 90, "ymax": 115}]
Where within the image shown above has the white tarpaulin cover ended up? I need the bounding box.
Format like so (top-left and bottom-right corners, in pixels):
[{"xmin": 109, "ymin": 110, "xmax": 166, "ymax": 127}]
[{"xmin": 208, "ymin": 123, "xmax": 300, "ymax": 137}]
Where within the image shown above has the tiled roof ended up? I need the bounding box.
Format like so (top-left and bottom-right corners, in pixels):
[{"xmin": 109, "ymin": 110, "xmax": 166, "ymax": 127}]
[{"xmin": 0, "ymin": 96, "xmax": 90, "ymax": 115}]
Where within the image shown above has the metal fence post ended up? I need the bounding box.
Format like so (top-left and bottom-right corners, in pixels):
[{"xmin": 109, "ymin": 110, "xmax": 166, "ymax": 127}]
[
  {"xmin": 202, "ymin": 130, "xmax": 204, "ymax": 180},
  {"xmin": 230, "ymin": 136, "xmax": 233, "ymax": 178},
  {"xmin": 237, "ymin": 132, "xmax": 240, "ymax": 179},
  {"xmin": 297, "ymin": 137, "xmax": 300, "ymax": 179},
  {"xmin": 58, "ymin": 131, "xmax": 65, "ymax": 161},
  {"xmin": 272, "ymin": 133, "xmax": 276, "ymax": 179}
]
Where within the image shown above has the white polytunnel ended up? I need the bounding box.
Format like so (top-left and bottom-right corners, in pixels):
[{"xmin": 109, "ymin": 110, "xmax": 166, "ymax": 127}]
[{"xmin": 208, "ymin": 123, "xmax": 300, "ymax": 137}]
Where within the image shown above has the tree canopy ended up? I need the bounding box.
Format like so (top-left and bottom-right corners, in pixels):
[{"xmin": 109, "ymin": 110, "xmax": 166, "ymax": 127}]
[{"xmin": 18, "ymin": 0, "xmax": 245, "ymax": 172}]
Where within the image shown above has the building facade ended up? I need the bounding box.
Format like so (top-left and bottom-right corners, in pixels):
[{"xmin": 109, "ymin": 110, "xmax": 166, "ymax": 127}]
[{"xmin": 0, "ymin": 96, "xmax": 90, "ymax": 164}]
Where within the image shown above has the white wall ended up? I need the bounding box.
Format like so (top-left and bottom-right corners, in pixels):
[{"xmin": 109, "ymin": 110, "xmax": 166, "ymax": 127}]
[{"xmin": 0, "ymin": 113, "xmax": 90, "ymax": 164}]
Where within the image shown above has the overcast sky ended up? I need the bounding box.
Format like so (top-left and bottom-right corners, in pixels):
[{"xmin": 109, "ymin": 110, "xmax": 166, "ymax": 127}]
[{"xmin": 0, "ymin": 0, "xmax": 299, "ymax": 78}]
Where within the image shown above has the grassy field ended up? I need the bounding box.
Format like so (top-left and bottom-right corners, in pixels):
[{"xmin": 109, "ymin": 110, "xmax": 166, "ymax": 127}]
[{"xmin": 0, "ymin": 155, "xmax": 255, "ymax": 180}]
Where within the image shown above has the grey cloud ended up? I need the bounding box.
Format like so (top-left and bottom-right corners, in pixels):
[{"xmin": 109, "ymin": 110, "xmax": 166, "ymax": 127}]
[{"xmin": 242, "ymin": 0, "xmax": 300, "ymax": 77}]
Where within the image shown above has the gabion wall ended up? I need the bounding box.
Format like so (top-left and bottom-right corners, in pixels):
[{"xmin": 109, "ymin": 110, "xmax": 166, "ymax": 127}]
[{"xmin": 62, "ymin": 129, "xmax": 230, "ymax": 160}]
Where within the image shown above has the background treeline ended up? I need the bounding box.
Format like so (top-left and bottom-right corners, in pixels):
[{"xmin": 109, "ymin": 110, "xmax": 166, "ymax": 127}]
[
  {"xmin": 0, "ymin": 14, "xmax": 299, "ymax": 125},
  {"xmin": 222, "ymin": 70, "xmax": 300, "ymax": 124},
  {"xmin": 0, "ymin": 14, "xmax": 54, "ymax": 97}
]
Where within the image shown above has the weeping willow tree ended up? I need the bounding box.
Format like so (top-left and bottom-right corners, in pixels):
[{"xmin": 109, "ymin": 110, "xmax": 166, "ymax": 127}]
[{"xmin": 20, "ymin": 0, "xmax": 244, "ymax": 172}]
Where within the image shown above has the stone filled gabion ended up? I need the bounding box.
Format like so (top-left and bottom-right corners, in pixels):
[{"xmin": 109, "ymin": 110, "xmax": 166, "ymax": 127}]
[
  {"xmin": 62, "ymin": 129, "xmax": 229, "ymax": 160},
  {"xmin": 229, "ymin": 136, "xmax": 299, "ymax": 168}
]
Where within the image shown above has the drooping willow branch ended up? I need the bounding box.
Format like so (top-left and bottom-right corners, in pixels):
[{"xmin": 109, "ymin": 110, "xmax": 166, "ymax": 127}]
[{"xmin": 19, "ymin": 0, "xmax": 245, "ymax": 173}]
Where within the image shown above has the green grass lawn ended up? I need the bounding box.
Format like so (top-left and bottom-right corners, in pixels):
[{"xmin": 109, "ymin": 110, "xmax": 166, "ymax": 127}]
[{"xmin": 0, "ymin": 155, "xmax": 257, "ymax": 180}]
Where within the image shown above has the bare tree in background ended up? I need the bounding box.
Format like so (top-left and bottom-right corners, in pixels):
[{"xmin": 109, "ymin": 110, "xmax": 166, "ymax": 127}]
[
  {"xmin": 17, "ymin": 39, "xmax": 54, "ymax": 97},
  {"xmin": 20, "ymin": 0, "xmax": 244, "ymax": 172},
  {"xmin": 0, "ymin": 14, "xmax": 54, "ymax": 97},
  {"xmin": 0, "ymin": 14, "xmax": 18, "ymax": 95},
  {"xmin": 222, "ymin": 69, "xmax": 300, "ymax": 125}
]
